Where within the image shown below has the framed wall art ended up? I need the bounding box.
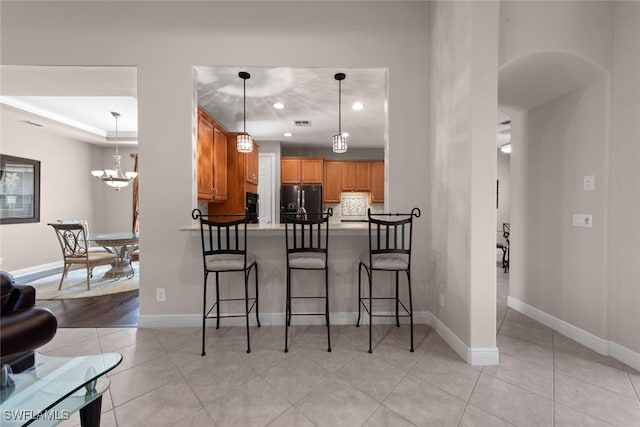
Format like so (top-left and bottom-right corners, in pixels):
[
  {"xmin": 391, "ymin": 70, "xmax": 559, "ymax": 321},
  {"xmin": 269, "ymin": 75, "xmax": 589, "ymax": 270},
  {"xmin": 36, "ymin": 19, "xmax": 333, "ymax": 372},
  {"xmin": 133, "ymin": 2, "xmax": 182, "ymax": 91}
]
[{"xmin": 0, "ymin": 154, "xmax": 41, "ymax": 224}]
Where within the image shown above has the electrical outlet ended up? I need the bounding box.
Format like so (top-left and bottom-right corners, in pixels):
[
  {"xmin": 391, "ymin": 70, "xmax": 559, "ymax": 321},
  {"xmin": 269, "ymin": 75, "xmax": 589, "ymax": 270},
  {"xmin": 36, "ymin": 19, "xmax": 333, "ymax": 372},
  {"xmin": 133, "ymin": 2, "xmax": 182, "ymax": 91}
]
[
  {"xmin": 156, "ymin": 288, "xmax": 166, "ymax": 302},
  {"xmin": 438, "ymin": 293, "xmax": 445, "ymax": 307},
  {"xmin": 572, "ymin": 214, "xmax": 593, "ymax": 228}
]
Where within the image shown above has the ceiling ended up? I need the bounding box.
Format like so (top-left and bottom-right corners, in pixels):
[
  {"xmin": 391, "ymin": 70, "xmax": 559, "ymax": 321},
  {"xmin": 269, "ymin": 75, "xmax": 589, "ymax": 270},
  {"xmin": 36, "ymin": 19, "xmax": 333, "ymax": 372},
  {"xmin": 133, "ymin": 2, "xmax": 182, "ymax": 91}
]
[
  {"xmin": 1, "ymin": 65, "xmax": 506, "ymax": 151},
  {"xmin": 1, "ymin": 65, "xmax": 388, "ymax": 150},
  {"xmin": 196, "ymin": 67, "xmax": 387, "ymax": 148}
]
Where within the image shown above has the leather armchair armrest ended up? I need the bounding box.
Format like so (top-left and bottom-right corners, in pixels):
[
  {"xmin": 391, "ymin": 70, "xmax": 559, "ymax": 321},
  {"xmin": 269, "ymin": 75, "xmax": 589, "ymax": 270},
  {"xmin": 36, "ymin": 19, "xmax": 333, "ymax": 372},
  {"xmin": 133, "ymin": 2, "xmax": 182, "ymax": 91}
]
[{"xmin": 0, "ymin": 308, "xmax": 58, "ymax": 358}]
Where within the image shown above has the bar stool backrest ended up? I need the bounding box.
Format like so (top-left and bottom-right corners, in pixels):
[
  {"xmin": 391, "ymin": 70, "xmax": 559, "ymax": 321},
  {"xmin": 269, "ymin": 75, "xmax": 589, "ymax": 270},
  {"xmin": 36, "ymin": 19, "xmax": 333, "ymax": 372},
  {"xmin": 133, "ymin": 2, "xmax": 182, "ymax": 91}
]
[
  {"xmin": 283, "ymin": 209, "xmax": 333, "ymax": 258},
  {"xmin": 366, "ymin": 207, "xmax": 421, "ymax": 270},
  {"xmin": 191, "ymin": 209, "xmax": 249, "ymax": 268}
]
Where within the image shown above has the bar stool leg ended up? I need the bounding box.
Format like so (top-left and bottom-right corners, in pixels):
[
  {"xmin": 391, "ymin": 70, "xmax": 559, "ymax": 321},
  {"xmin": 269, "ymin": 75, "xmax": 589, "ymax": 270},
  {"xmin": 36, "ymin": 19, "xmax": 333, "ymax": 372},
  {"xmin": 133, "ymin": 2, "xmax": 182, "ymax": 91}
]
[
  {"xmin": 285, "ymin": 267, "xmax": 290, "ymax": 353},
  {"xmin": 356, "ymin": 263, "xmax": 363, "ymax": 327},
  {"xmin": 215, "ymin": 272, "xmax": 220, "ymax": 329},
  {"xmin": 407, "ymin": 270, "xmax": 414, "ymax": 352},
  {"xmin": 368, "ymin": 272, "xmax": 373, "ymax": 354},
  {"xmin": 325, "ymin": 266, "xmax": 331, "ymax": 352},
  {"xmin": 254, "ymin": 264, "xmax": 261, "ymax": 327},
  {"xmin": 244, "ymin": 270, "xmax": 251, "ymax": 354},
  {"xmin": 202, "ymin": 272, "xmax": 208, "ymax": 356},
  {"xmin": 395, "ymin": 271, "xmax": 400, "ymax": 327}
]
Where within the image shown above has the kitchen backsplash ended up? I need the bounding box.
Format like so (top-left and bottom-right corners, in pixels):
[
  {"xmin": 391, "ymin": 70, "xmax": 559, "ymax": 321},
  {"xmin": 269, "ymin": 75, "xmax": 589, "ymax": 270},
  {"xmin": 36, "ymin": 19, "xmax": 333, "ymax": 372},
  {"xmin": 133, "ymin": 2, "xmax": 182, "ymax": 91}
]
[{"xmin": 326, "ymin": 192, "xmax": 384, "ymax": 222}]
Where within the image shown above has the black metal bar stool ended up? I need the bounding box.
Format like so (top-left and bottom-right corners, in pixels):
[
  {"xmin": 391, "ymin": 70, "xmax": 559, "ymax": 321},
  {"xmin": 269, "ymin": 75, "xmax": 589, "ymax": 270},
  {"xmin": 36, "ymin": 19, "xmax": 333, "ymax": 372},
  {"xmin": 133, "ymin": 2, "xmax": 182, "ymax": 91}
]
[
  {"xmin": 283, "ymin": 208, "xmax": 333, "ymax": 353},
  {"xmin": 357, "ymin": 207, "xmax": 421, "ymax": 353},
  {"xmin": 192, "ymin": 209, "xmax": 260, "ymax": 355}
]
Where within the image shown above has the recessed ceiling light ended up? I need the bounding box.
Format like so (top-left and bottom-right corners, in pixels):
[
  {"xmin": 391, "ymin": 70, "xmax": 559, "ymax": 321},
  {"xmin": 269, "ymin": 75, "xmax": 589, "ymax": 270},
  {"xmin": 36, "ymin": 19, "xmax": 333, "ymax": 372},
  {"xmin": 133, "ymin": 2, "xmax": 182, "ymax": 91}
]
[
  {"xmin": 500, "ymin": 143, "xmax": 512, "ymax": 154},
  {"xmin": 342, "ymin": 132, "xmax": 350, "ymax": 138},
  {"xmin": 284, "ymin": 132, "xmax": 292, "ymax": 137},
  {"xmin": 273, "ymin": 102, "xmax": 285, "ymax": 109},
  {"xmin": 352, "ymin": 102, "xmax": 364, "ymax": 111}
]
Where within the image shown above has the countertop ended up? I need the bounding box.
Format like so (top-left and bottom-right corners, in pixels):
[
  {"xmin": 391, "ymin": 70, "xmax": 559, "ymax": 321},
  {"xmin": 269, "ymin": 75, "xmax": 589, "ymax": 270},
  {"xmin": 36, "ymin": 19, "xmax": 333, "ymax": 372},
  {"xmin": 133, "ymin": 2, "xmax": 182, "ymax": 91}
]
[{"xmin": 180, "ymin": 221, "xmax": 369, "ymax": 236}]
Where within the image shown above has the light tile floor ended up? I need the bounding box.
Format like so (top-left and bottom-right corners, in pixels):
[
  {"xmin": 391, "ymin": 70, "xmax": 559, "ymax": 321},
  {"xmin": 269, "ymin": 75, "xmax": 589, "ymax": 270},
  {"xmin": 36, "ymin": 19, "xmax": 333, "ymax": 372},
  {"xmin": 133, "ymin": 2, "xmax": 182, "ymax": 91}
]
[{"xmin": 39, "ymin": 268, "xmax": 640, "ymax": 426}]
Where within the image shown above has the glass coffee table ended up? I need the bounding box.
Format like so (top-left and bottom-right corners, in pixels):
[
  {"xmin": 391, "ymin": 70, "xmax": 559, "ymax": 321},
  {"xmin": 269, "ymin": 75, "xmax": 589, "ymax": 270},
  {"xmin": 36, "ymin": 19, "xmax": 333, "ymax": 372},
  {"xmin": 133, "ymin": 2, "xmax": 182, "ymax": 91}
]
[{"xmin": 0, "ymin": 352, "xmax": 122, "ymax": 426}]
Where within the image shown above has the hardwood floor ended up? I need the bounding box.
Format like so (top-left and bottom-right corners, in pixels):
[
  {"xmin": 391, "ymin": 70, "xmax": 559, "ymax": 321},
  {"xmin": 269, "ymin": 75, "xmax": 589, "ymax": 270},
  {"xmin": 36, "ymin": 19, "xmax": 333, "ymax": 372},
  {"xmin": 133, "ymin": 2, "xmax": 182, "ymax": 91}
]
[{"xmin": 38, "ymin": 290, "xmax": 139, "ymax": 328}]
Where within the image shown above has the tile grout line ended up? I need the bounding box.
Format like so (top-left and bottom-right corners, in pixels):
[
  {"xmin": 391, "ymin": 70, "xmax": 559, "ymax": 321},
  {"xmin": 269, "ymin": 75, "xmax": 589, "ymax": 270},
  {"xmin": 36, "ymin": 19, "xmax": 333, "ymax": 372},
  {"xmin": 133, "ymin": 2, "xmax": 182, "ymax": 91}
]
[
  {"xmin": 626, "ymin": 371, "xmax": 640, "ymax": 404},
  {"xmin": 455, "ymin": 370, "xmax": 482, "ymax": 427}
]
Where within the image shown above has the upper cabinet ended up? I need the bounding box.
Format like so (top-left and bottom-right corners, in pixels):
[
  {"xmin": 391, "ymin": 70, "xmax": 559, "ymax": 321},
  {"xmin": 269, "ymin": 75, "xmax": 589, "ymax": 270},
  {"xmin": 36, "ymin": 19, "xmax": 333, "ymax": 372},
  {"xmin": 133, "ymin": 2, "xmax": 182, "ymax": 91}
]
[
  {"xmin": 370, "ymin": 161, "xmax": 384, "ymax": 203},
  {"xmin": 341, "ymin": 161, "xmax": 370, "ymax": 192},
  {"xmin": 245, "ymin": 143, "xmax": 259, "ymax": 185},
  {"xmin": 323, "ymin": 161, "xmax": 342, "ymax": 203},
  {"xmin": 212, "ymin": 126, "xmax": 228, "ymax": 201},
  {"xmin": 281, "ymin": 157, "xmax": 323, "ymax": 184},
  {"xmin": 197, "ymin": 111, "xmax": 214, "ymax": 200},
  {"xmin": 197, "ymin": 109, "xmax": 227, "ymax": 202}
]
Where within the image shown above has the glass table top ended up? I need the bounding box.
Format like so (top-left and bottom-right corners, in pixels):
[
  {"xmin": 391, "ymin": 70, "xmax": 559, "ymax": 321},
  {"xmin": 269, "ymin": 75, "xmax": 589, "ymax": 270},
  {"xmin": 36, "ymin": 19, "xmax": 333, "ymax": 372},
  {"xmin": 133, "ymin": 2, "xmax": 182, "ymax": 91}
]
[{"xmin": 0, "ymin": 352, "xmax": 122, "ymax": 426}]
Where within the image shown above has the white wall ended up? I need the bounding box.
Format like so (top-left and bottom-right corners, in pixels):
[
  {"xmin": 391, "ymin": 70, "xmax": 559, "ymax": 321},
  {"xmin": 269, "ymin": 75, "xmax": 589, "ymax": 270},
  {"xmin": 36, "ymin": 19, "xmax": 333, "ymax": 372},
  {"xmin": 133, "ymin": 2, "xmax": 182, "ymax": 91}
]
[
  {"xmin": 430, "ymin": 0, "xmax": 499, "ymax": 351},
  {"xmin": 608, "ymin": 2, "xmax": 640, "ymax": 355},
  {"xmin": 496, "ymin": 149, "xmax": 510, "ymax": 232},
  {"xmin": 0, "ymin": 106, "xmax": 109, "ymax": 270},
  {"xmin": 0, "ymin": 1, "xmax": 442, "ymax": 328}
]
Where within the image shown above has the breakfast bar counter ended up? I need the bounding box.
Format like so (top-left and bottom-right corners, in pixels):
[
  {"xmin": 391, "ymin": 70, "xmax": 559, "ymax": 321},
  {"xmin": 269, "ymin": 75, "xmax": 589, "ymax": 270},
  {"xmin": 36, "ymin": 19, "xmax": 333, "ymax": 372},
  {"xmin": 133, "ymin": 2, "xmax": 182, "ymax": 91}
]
[{"xmin": 179, "ymin": 220, "xmax": 401, "ymax": 324}]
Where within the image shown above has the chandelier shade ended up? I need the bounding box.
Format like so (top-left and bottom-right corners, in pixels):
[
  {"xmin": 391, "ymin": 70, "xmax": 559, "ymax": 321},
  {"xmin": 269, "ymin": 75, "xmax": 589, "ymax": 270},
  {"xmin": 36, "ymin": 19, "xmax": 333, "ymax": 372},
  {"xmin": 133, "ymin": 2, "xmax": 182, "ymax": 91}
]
[
  {"xmin": 332, "ymin": 72, "xmax": 348, "ymax": 154},
  {"xmin": 90, "ymin": 112, "xmax": 137, "ymax": 191},
  {"xmin": 237, "ymin": 71, "xmax": 254, "ymax": 153}
]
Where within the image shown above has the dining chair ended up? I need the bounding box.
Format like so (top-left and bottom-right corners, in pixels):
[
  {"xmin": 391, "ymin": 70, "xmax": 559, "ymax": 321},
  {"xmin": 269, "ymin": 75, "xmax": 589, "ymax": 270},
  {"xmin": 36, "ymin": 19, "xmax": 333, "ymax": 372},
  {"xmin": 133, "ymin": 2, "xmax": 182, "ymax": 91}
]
[
  {"xmin": 502, "ymin": 223, "xmax": 510, "ymax": 273},
  {"xmin": 356, "ymin": 208, "xmax": 421, "ymax": 353},
  {"xmin": 48, "ymin": 223, "xmax": 115, "ymax": 290},
  {"xmin": 192, "ymin": 208, "xmax": 260, "ymax": 355},
  {"xmin": 283, "ymin": 208, "xmax": 333, "ymax": 353},
  {"xmin": 57, "ymin": 219, "xmax": 108, "ymax": 253}
]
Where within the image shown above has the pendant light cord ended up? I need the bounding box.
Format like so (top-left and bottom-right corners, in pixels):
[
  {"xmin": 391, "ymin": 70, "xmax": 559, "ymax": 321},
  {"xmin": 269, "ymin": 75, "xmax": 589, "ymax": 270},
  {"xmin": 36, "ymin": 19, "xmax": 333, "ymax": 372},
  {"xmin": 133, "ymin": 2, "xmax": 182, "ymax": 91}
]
[
  {"xmin": 243, "ymin": 77, "xmax": 247, "ymax": 134},
  {"xmin": 338, "ymin": 79, "xmax": 342, "ymax": 135}
]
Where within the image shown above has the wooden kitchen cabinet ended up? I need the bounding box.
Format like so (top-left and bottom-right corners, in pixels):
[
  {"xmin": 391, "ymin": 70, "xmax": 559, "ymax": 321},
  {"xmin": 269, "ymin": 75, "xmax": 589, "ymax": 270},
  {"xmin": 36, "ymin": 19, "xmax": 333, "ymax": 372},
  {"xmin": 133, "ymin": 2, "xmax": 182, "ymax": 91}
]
[
  {"xmin": 281, "ymin": 158, "xmax": 301, "ymax": 184},
  {"xmin": 197, "ymin": 111, "xmax": 214, "ymax": 200},
  {"xmin": 323, "ymin": 161, "xmax": 342, "ymax": 203},
  {"xmin": 281, "ymin": 157, "xmax": 323, "ymax": 184},
  {"xmin": 197, "ymin": 109, "xmax": 228, "ymax": 202},
  {"xmin": 212, "ymin": 126, "xmax": 228, "ymax": 201},
  {"xmin": 245, "ymin": 143, "xmax": 259, "ymax": 185},
  {"xmin": 370, "ymin": 161, "xmax": 384, "ymax": 203},
  {"xmin": 341, "ymin": 161, "xmax": 370, "ymax": 192}
]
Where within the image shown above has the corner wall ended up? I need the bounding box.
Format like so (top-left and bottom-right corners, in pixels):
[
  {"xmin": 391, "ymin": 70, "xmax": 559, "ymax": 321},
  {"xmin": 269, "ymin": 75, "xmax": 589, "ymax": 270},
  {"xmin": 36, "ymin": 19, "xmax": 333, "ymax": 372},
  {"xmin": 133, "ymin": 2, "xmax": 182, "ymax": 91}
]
[{"xmin": 430, "ymin": 0, "xmax": 499, "ymax": 360}]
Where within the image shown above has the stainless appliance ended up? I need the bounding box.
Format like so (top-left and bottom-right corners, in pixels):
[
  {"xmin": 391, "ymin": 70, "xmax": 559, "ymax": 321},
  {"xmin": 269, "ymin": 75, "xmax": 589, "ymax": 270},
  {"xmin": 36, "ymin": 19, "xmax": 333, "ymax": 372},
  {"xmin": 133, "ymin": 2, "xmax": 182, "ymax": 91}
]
[
  {"xmin": 246, "ymin": 192, "xmax": 259, "ymax": 223},
  {"xmin": 280, "ymin": 185, "xmax": 323, "ymax": 222}
]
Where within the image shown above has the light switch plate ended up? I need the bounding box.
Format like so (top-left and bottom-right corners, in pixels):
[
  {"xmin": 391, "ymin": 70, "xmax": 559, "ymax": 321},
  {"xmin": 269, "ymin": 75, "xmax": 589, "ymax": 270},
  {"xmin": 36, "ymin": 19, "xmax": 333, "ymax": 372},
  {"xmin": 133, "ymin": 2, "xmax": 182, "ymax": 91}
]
[
  {"xmin": 583, "ymin": 175, "xmax": 595, "ymax": 191},
  {"xmin": 573, "ymin": 214, "xmax": 593, "ymax": 227}
]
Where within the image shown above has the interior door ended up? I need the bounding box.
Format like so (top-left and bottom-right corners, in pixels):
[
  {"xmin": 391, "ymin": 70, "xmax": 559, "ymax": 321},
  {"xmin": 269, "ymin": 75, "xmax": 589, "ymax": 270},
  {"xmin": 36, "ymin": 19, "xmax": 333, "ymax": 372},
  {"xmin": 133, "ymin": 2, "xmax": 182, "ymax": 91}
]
[{"xmin": 258, "ymin": 153, "xmax": 274, "ymax": 224}]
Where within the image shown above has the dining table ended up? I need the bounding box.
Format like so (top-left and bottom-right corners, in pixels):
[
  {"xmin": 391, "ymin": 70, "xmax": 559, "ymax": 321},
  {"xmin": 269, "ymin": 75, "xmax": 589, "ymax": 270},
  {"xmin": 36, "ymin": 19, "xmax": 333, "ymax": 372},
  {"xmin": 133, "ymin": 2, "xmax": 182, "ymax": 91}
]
[{"xmin": 88, "ymin": 232, "xmax": 139, "ymax": 279}]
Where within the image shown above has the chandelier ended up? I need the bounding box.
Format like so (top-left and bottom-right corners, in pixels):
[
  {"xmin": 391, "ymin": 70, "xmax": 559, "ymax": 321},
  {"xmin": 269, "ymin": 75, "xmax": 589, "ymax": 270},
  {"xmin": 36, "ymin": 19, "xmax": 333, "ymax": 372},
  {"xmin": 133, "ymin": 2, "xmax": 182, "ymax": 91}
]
[
  {"xmin": 237, "ymin": 71, "xmax": 254, "ymax": 153},
  {"xmin": 91, "ymin": 112, "xmax": 137, "ymax": 191}
]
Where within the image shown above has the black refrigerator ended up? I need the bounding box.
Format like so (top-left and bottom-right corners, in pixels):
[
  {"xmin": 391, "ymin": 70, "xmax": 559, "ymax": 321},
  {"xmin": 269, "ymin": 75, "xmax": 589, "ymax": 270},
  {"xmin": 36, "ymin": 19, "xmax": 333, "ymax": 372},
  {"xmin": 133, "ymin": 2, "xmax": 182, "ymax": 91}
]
[{"xmin": 280, "ymin": 185, "xmax": 323, "ymax": 222}]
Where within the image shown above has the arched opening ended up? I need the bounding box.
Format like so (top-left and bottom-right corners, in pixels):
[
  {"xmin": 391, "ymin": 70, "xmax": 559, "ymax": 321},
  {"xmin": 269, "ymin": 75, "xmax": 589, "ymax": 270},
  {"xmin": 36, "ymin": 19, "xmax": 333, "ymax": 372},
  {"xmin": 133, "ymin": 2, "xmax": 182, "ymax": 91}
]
[{"xmin": 497, "ymin": 50, "xmax": 609, "ymax": 339}]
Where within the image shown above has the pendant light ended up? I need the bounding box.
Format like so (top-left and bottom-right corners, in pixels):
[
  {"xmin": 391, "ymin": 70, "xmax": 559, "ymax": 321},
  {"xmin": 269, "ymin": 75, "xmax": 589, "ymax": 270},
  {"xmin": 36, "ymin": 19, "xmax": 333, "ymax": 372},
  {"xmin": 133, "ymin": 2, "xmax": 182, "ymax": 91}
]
[
  {"xmin": 237, "ymin": 71, "xmax": 254, "ymax": 153},
  {"xmin": 332, "ymin": 72, "xmax": 348, "ymax": 154},
  {"xmin": 90, "ymin": 112, "xmax": 137, "ymax": 191}
]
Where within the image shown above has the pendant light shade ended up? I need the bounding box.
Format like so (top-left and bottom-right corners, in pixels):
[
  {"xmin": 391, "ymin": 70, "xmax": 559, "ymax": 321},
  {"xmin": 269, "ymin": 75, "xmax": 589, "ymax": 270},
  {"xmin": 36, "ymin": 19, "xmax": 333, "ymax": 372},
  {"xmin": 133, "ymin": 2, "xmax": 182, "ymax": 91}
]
[
  {"xmin": 237, "ymin": 71, "xmax": 254, "ymax": 153},
  {"xmin": 90, "ymin": 112, "xmax": 137, "ymax": 191},
  {"xmin": 332, "ymin": 73, "xmax": 348, "ymax": 154}
]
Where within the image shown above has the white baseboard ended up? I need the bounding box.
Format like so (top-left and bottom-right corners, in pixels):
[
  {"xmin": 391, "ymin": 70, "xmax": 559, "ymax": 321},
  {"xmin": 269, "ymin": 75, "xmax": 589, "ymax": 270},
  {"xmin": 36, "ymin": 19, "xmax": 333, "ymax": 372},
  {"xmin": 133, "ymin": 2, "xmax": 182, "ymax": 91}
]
[
  {"xmin": 430, "ymin": 313, "xmax": 499, "ymax": 366},
  {"xmin": 508, "ymin": 296, "xmax": 640, "ymax": 371},
  {"xmin": 10, "ymin": 261, "xmax": 64, "ymax": 284},
  {"xmin": 139, "ymin": 311, "xmax": 431, "ymax": 328},
  {"xmin": 139, "ymin": 310, "xmax": 499, "ymax": 366}
]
